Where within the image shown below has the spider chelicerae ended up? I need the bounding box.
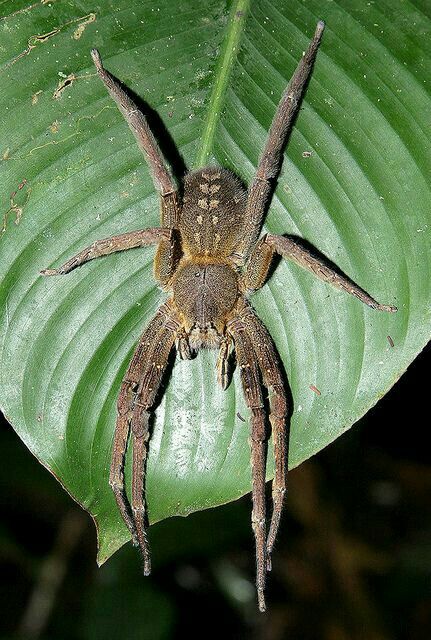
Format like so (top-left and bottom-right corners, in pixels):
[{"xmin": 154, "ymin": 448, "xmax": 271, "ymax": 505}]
[{"xmin": 41, "ymin": 20, "xmax": 396, "ymax": 611}]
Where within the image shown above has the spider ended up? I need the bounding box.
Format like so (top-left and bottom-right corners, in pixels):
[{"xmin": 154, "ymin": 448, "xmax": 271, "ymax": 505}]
[{"xmin": 41, "ymin": 20, "xmax": 396, "ymax": 611}]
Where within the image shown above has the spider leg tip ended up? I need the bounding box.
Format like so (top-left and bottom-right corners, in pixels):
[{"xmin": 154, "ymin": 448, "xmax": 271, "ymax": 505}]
[
  {"xmin": 315, "ymin": 20, "xmax": 325, "ymax": 37},
  {"xmin": 90, "ymin": 48, "xmax": 102, "ymax": 68},
  {"xmin": 380, "ymin": 303, "xmax": 398, "ymax": 313},
  {"xmin": 266, "ymin": 555, "xmax": 272, "ymax": 572}
]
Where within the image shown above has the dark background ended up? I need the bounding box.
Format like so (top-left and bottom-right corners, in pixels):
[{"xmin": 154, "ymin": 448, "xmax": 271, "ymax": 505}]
[{"xmin": 1, "ymin": 343, "xmax": 430, "ymax": 640}]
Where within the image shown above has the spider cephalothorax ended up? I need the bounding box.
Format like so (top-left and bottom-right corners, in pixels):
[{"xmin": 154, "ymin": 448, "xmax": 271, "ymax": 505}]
[
  {"xmin": 41, "ymin": 21, "xmax": 396, "ymax": 611},
  {"xmin": 171, "ymin": 167, "xmax": 246, "ymax": 349}
]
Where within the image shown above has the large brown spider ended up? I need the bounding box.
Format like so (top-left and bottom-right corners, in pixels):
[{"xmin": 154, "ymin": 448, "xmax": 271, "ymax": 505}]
[{"xmin": 41, "ymin": 21, "xmax": 396, "ymax": 611}]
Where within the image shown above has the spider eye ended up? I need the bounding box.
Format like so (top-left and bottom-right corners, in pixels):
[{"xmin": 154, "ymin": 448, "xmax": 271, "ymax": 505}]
[{"xmin": 195, "ymin": 271, "xmax": 200, "ymax": 277}]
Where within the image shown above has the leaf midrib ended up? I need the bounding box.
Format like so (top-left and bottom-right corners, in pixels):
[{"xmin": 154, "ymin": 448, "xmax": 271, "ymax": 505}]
[{"xmin": 194, "ymin": 0, "xmax": 250, "ymax": 167}]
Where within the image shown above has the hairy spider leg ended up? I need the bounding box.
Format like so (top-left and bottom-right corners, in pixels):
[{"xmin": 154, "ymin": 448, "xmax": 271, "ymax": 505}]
[
  {"xmin": 40, "ymin": 227, "xmax": 171, "ymax": 276},
  {"xmin": 228, "ymin": 319, "xmax": 268, "ymax": 612},
  {"xmin": 91, "ymin": 49, "xmax": 176, "ymax": 203},
  {"xmin": 242, "ymin": 235, "xmax": 397, "ymax": 312},
  {"xmin": 216, "ymin": 336, "xmax": 232, "ymax": 390},
  {"xmin": 91, "ymin": 49, "xmax": 181, "ymax": 284},
  {"xmin": 239, "ymin": 20, "xmax": 325, "ymax": 259},
  {"xmin": 110, "ymin": 306, "xmax": 168, "ymax": 548},
  {"xmin": 236, "ymin": 305, "xmax": 289, "ymax": 568},
  {"xmin": 111, "ymin": 302, "xmax": 180, "ymax": 573}
]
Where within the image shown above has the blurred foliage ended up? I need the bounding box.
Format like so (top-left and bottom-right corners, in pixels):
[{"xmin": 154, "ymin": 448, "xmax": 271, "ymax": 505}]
[{"xmin": 1, "ymin": 343, "xmax": 430, "ymax": 639}]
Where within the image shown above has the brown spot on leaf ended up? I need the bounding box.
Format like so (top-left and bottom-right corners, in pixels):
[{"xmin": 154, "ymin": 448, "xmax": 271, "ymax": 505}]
[
  {"xmin": 31, "ymin": 90, "xmax": 42, "ymax": 105},
  {"xmin": 72, "ymin": 12, "xmax": 96, "ymax": 39},
  {"xmin": 1, "ymin": 180, "xmax": 31, "ymax": 237},
  {"xmin": 53, "ymin": 74, "xmax": 76, "ymax": 99},
  {"xmin": 50, "ymin": 120, "xmax": 60, "ymax": 133}
]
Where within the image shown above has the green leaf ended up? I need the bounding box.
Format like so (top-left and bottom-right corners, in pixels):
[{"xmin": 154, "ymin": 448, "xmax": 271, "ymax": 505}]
[{"xmin": 1, "ymin": 0, "xmax": 430, "ymax": 564}]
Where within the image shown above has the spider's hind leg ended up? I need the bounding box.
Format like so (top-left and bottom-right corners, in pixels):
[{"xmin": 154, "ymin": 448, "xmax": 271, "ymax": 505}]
[
  {"xmin": 110, "ymin": 301, "xmax": 179, "ymax": 572},
  {"xmin": 238, "ymin": 21, "xmax": 325, "ymax": 258},
  {"xmin": 91, "ymin": 49, "xmax": 178, "ymax": 203}
]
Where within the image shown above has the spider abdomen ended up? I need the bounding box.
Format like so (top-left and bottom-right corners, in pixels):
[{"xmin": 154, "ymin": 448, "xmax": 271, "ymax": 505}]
[
  {"xmin": 180, "ymin": 167, "xmax": 247, "ymax": 258},
  {"xmin": 171, "ymin": 260, "xmax": 238, "ymax": 336}
]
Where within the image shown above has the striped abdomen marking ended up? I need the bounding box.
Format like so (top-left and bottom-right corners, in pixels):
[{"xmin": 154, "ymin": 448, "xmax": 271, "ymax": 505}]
[{"xmin": 180, "ymin": 167, "xmax": 247, "ymax": 257}]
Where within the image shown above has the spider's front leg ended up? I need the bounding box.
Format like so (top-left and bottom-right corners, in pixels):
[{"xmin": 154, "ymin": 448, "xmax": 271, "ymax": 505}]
[
  {"xmin": 111, "ymin": 301, "xmax": 180, "ymax": 573},
  {"xmin": 229, "ymin": 305, "xmax": 288, "ymax": 574},
  {"xmin": 228, "ymin": 319, "xmax": 268, "ymax": 612},
  {"xmin": 235, "ymin": 306, "xmax": 289, "ymax": 569}
]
